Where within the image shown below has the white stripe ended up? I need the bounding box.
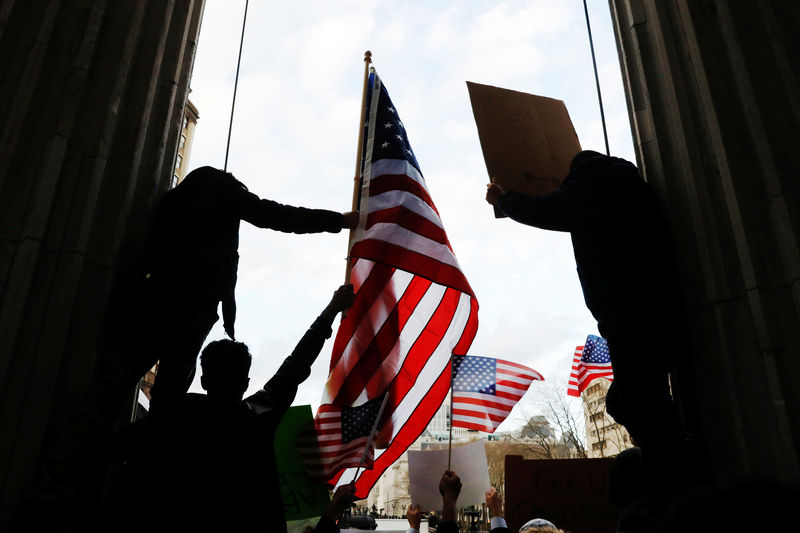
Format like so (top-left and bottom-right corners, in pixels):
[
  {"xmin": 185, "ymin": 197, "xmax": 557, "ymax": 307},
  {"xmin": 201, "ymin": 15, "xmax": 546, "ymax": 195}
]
[
  {"xmin": 495, "ymin": 384, "xmax": 527, "ymax": 399},
  {"xmin": 453, "ymin": 391, "xmax": 517, "ymax": 407},
  {"xmin": 497, "ymin": 362, "xmax": 540, "ymax": 379},
  {"xmin": 366, "ymin": 188, "xmax": 443, "ymax": 228},
  {"xmin": 322, "ymin": 267, "xmax": 414, "ymax": 404},
  {"xmin": 452, "ymin": 400, "xmax": 512, "ymax": 418},
  {"xmin": 451, "ymin": 412, "xmax": 496, "ymax": 430},
  {"xmin": 356, "ymin": 223, "xmax": 460, "ymax": 268},
  {"xmin": 369, "ymin": 158, "xmax": 429, "ymax": 194},
  {"xmin": 355, "ymin": 282, "xmax": 448, "ymax": 405},
  {"xmin": 496, "ymin": 373, "xmax": 536, "ymax": 387}
]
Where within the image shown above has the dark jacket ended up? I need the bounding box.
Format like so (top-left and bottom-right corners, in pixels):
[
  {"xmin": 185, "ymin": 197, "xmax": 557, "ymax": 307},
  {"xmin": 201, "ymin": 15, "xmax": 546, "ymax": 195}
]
[
  {"xmin": 143, "ymin": 166, "xmax": 344, "ymax": 338},
  {"xmin": 105, "ymin": 314, "xmax": 336, "ymax": 532},
  {"xmin": 496, "ymin": 154, "xmax": 684, "ymax": 339}
]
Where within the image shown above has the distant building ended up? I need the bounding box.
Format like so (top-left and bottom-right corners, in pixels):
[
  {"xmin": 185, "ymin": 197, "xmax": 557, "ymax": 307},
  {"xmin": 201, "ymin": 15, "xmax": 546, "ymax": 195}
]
[
  {"xmin": 172, "ymin": 98, "xmax": 199, "ymax": 188},
  {"xmin": 581, "ymin": 379, "xmax": 632, "ymax": 457}
]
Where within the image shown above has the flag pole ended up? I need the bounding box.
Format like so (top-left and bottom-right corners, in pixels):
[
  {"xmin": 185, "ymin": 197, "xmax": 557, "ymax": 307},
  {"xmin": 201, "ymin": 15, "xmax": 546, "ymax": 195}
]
[
  {"xmin": 345, "ymin": 50, "xmax": 373, "ymax": 286},
  {"xmin": 448, "ymin": 354, "xmax": 455, "ymax": 471},
  {"xmin": 353, "ymin": 392, "xmax": 391, "ymax": 482}
]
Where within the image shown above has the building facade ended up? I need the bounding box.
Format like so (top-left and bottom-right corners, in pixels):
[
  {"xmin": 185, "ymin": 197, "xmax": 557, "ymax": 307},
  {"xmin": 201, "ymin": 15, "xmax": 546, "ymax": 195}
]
[{"xmin": 581, "ymin": 379, "xmax": 632, "ymax": 458}]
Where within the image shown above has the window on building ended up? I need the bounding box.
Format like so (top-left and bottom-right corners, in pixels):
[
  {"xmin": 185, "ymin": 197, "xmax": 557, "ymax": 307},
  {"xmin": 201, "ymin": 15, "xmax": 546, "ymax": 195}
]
[
  {"xmin": 590, "ymin": 412, "xmax": 605, "ymax": 423},
  {"xmin": 592, "ymin": 440, "xmax": 606, "ymax": 451},
  {"xmin": 175, "ymin": 154, "xmax": 182, "ymax": 170},
  {"xmin": 171, "ymin": 173, "xmax": 179, "ymax": 188},
  {"xmin": 183, "ymin": 117, "xmax": 189, "ymax": 130},
  {"xmin": 179, "ymin": 134, "xmax": 186, "ymax": 149}
]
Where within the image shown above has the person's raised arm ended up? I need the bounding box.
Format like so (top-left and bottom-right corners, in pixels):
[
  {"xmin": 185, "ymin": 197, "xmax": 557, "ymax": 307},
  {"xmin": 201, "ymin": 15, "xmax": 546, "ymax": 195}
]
[
  {"xmin": 439, "ymin": 470, "xmax": 462, "ymax": 524},
  {"xmin": 485, "ymin": 487, "xmax": 509, "ymax": 532},
  {"xmin": 245, "ymin": 284, "xmax": 354, "ymax": 415},
  {"xmin": 406, "ymin": 504, "xmax": 423, "ymax": 533}
]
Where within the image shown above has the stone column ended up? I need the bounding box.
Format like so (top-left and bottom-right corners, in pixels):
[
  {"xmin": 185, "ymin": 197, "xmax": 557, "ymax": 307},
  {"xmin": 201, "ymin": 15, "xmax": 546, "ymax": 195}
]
[
  {"xmin": 609, "ymin": 0, "xmax": 800, "ymax": 480},
  {"xmin": 0, "ymin": 0, "xmax": 205, "ymax": 524}
]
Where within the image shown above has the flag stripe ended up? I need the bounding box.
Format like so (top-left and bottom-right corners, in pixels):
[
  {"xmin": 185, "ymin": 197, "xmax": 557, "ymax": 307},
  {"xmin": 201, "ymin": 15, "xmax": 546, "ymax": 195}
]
[{"xmin": 366, "ymin": 206, "xmax": 449, "ymax": 245}]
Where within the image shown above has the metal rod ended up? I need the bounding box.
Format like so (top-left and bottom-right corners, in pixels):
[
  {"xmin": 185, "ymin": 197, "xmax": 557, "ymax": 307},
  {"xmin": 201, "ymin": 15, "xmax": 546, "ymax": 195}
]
[
  {"xmin": 344, "ymin": 51, "xmax": 373, "ymax": 286},
  {"xmin": 448, "ymin": 354, "xmax": 455, "ymax": 471},
  {"xmin": 223, "ymin": 0, "xmax": 249, "ymax": 172},
  {"xmin": 583, "ymin": 0, "xmax": 610, "ymax": 156},
  {"xmin": 353, "ymin": 392, "xmax": 391, "ymax": 482}
]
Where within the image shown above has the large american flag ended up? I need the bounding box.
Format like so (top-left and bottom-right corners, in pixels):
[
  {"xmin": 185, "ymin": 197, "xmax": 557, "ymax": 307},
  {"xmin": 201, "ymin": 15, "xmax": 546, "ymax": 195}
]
[
  {"xmin": 306, "ymin": 71, "xmax": 479, "ymax": 498},
  {"xmin": 567, "ymin": 334, "xmax": 613, "ymax": 397},
  {"xmin": 451, "ymin": 355, "xmax": 543, "ymax": 433}
]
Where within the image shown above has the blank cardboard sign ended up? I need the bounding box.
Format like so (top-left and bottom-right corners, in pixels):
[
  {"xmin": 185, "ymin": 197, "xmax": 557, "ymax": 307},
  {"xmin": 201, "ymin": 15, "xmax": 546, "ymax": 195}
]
[{"xmin": 467, "ymin": 81, "xmax": 582, "ymax": 216}]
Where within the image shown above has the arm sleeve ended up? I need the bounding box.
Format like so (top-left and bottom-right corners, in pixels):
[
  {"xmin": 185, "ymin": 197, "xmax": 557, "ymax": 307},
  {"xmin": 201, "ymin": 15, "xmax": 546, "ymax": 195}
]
[
  {"xmin": 231, "ymin": 186, "xmax": 345, "ymax": 234},
  {"xmin": 244, "ymin": 314, "xmax": 335, "ymax": 416},
  {"xmin": 313, "ymin": 514, "xmax": 340, "ymax": 533},
  {"xmin": 490, "ymin": 517, "xmax": 508, "ymax": 530},
  {"xmin": 496, "ymin": 188, "xmax": 578, "ymax": 232}
]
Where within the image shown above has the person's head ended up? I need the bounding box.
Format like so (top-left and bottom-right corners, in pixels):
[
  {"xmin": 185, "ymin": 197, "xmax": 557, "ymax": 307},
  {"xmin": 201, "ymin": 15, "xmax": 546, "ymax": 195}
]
[
  {"xmin": 569, "ymin": 150, "xmax": 606, "ymax": 172},
  {"xmin": 518, "ymin": 518, "xmax": 564, "ymax": 533},
  {"xmin": 200, "ymin": 339, "xmax": 252, "ymax": 403}
]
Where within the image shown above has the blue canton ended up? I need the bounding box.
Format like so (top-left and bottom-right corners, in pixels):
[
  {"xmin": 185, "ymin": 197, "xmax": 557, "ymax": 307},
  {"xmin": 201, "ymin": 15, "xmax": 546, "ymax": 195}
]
[
  {"xmin": 581, "ymin": 335, "xmax": 610, "ymax": 364},
  {"xmin": 452, "ymin": 355, "xmax": 497, "ymax": 395},
  {"xmin": 364, "ymin": 73, "xmax": 421, "ymax": 173},
  {"xmin": 341, "ymin": 395, "xmax": 383, "ymax": 443}
]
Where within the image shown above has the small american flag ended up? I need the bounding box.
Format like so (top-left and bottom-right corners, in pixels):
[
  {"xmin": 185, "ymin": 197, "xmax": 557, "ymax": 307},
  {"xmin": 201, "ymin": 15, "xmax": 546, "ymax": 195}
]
[
  {"xmin": 567, "ymin": 334, "xmax": 613, "ymax": 397},
  {"xmin": 451, "ymin": 355, "xmax": 543, "ymax": 433},
  {"xmin": 298, "ymin": 396, "xmax": 384, "ymax": 480}
]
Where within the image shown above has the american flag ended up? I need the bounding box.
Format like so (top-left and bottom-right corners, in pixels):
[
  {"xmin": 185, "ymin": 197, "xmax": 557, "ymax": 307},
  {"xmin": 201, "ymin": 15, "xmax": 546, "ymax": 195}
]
[
  {"xmin": 304, "ymin": 71, "xmax": 479, "ymax": 498},
  {"xmin": 451, "ymin": 355, "xmax": 543, "ymax": 433},
  {"xmin": 298, "ymin": 396, "xmax": 383, "ymax": 480},
  {"xmin": 567, "ymin": 334, "xmax": 613, "ymax": 397}
]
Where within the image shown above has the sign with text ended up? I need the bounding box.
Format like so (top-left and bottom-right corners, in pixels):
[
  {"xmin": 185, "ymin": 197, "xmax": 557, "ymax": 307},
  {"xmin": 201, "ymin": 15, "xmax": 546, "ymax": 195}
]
[
  {"xmin": 504, "ymin": 456, "xmax": 619, "ymax": 533},
  {"xmin": 467, "ymin": 81, "xmax": 582, "ymax": 217},
  {"xmin": 275, "ymin": 405, "xmax": 331, "ymax": 521}
]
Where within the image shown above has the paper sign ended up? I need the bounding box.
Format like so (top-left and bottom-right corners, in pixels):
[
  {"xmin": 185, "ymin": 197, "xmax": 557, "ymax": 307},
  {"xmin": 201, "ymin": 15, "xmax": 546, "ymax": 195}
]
[
  {"xmin": 275, "ymin": 405, "xmax": 331, "ymax": 521},
  {"xmin": 467, "ymin": 81, "xmax": 582, "ymax": 216},
  {"xmin": 407, "ymin": 440, "xmax": 490, "ymax": 511}
]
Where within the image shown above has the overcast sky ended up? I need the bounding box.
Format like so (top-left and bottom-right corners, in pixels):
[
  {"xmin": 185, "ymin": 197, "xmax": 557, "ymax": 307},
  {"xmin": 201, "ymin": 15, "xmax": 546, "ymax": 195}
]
[{"xmin": 184, "ymin": 0, "xmax": 634, "ymax": 432}]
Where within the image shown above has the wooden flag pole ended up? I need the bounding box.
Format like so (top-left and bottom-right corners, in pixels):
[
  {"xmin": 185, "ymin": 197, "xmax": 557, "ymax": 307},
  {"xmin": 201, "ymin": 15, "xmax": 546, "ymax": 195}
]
[
  {"xmin": 344, "ymin": 50, "xmax": 373, "ymax": 286},
  {"xmin": 353, "ymin": 392, "xmax": 391, "ymax": 482},
  {"xmin": 448, "ymin": 354, "xmax": 455, "ymax": 471}
]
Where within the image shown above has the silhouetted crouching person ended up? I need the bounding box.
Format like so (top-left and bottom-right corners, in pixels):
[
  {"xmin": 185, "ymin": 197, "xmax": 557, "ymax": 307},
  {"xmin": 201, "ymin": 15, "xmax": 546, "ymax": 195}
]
[
  {"xmin": 103, "ymin": 284, "xmax": 355, "ymax": 533},
  {"xmin": 105, "ymin": 166, "xmax": 358, "ymax": 413},
  {"xmin": 486, "ymin": 151, "xmax": 691, "ymax": 472}
]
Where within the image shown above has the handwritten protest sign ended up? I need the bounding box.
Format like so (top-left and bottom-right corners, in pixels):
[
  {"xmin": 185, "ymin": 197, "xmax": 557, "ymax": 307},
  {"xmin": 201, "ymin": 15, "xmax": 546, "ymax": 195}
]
[{"xmin": 407, "ymin": 440, "xmax": 490, "ymax": 511}]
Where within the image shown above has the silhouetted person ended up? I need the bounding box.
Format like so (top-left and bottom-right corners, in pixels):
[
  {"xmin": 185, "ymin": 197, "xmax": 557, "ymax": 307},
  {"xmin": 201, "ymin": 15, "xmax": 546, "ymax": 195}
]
[
  {"xmin": 107, "ymin": 165, "xmax": 358, "ymax": 412},
  {"xmin": 102, "ymin": 283, "xmax": 355, "ymax": 533},
  {"xmin": 486, "ymin": 151, "xmax": 689, "ymax": 461}
]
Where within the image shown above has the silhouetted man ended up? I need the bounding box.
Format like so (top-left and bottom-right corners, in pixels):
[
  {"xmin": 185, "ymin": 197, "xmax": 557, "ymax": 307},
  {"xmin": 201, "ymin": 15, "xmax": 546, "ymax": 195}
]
[
  {"xmin": 103, "ymin": 283, "xmax": 355, "ymax": 532},
  {"xmin": 111, "ymin": 166, "xmax": 358, "ymax": 411},
  {"xmin": 486, "ymin": 151, "xmax": 689, "ymax": 455}
]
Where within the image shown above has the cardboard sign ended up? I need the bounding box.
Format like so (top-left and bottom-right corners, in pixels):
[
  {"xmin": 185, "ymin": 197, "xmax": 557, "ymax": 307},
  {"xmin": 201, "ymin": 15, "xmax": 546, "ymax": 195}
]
[
  {"xmin": 407, "ymin": 440, "xmax": 490, "ymax": 511},
  {"xmin": 467, "ymin": 81, "xmax": 582, "ymax": 216},
  {"xmin": 504, "ymin": 455, "xmax": 619, "ymax": 533},
  {"xmin": 275, "ymin": 405, "xmax": 331, "ymax": 521}
]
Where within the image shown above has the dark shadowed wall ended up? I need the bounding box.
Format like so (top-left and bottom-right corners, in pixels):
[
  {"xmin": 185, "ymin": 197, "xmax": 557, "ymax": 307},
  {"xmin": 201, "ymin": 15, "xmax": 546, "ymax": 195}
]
[
  {"xmin": 0, "ymin": 0, "xmax": 205, "ymax": 525},
  {"xmin": 609, "ymin": 0, "xmax": 799, "ymax": 480}
]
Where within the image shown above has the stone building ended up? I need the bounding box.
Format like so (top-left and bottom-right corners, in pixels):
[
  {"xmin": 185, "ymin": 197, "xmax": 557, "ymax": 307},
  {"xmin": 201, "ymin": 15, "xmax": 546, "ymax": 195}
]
[{"xmin": 581, "ymin": 379, "xmax": 632, "ymax": 458}]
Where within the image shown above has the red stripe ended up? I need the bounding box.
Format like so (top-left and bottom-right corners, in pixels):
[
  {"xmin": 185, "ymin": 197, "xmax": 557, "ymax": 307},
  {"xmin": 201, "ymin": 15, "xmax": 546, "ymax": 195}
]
[
  {"xmin": 349, "ymin": 294, "xmax": 478, "ymax": 498},
  {"xmin": 368, "ymin": 173, "xmax": 439, "ymax": 216},
  {"xmin": 351, "ymin": 239, "xmax": 474, "ymax": 297},
  {"xmin": 333, "ymin": 275, "xmax": 432, "ymax": 405},
  {"xmin": 366, "ymin": 205, "xmax": 450, "ymax": 247},
  {"xmin": 452, "ymin": 395, "xmax": 513, "ymax": 413},
  {"xmin": 329, "ymin": 262, "xmax": 395, "ymax": 370}
]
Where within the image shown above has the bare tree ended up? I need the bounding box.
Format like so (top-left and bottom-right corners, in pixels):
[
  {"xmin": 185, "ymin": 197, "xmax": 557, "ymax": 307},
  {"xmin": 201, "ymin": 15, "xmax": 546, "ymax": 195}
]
[{"xmin": 513, "ymin": 380, "xmax": 588, "ymax": 459}]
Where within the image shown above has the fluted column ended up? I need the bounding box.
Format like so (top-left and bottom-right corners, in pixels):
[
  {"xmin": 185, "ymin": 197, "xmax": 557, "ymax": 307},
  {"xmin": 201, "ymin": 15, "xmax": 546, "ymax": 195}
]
[
  {"xmin": 0, "ymin": 0, "xmax": 205, "ymax": 524},
  {"xmin": 609, "ymin": 0, "xmax": 800, "ymax": 480}
]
